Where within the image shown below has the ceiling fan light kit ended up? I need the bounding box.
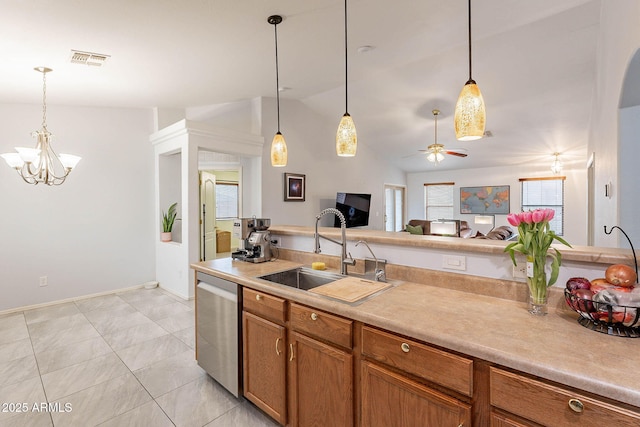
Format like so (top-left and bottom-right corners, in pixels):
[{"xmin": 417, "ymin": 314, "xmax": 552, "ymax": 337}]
[
  {"xmin": 422, "ymin": 109, "xmax": 468, "ymax": 164},
  {"xmin": 268, "ymin": 14, "xmax": 288, "ymax": 167},
  {"xmin": 336, "ymin": 0, "xmax": 357, "ymax": 157},
  {"xmin": 454, "ymin": 0, "xmax": 486, "ymax": 141}
]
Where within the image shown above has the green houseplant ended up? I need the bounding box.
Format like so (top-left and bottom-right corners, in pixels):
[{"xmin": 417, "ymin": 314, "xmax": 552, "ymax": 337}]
[{"xmin": 161, "ymin": 202, "xmax": 177, "ymax": 242}]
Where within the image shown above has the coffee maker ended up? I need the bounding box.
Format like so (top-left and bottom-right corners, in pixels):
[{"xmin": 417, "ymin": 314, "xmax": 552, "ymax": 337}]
[{"xmin": 231, "ymin": 218, "xmax": 272, "ymax": 263}]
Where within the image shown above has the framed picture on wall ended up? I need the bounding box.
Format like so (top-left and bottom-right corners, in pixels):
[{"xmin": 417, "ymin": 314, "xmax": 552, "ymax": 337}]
[
  {"xmin": 284, "ymin": 173, "xmax": 305, "ymax": 202},
  {"xmin": 460, "ymin": 185, "xmax": 510, "ymax": 214}
]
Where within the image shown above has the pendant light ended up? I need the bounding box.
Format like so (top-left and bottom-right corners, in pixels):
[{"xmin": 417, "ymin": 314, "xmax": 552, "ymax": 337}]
[
  {"xmin": 551, "ymin": 152, "xmax": 563, "ymax": 174},
  {"xmin": 1, "ymin": 67, "xmax": 81, "ymax": 185},
  {"xmin": 268, "ymin": 15, "xmax": 287, "ymax": 167},
  {"xmin": 336, "ymin": 0, "xmax": 357, "ymax": 157},
  {"xmin": 454, "ymin": 0, "xmax": 486, "ymax": 141}
]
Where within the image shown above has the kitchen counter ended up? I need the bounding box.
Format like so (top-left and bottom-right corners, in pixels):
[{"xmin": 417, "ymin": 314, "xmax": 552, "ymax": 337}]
[{"xmin": 192, "ymin": 257, "xmax": 640, "ymax": 409}]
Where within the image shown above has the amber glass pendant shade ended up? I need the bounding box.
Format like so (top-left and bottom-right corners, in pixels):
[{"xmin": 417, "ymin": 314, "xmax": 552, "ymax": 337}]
[
  {"xmin": 454, "ymin": 80, "xmax": 485, "ymax": 141},
  {"xmin": 271, "ymin": 131, "xmax": 287, "ymax": 167},
  {"xmin": 336, "ymin": 113, "xmax": 357, "ymax": 157}
]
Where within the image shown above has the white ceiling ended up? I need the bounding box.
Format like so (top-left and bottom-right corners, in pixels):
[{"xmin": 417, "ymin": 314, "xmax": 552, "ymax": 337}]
[{"xmin": 1, "ymin": 0, "xmax": 601, "ymax": 173}]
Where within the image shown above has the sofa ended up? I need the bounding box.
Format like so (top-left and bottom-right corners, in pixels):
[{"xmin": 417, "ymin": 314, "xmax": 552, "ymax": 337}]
[{"xmin": 405, "ymin": 220, "xmax": 514, "ymax": 240}]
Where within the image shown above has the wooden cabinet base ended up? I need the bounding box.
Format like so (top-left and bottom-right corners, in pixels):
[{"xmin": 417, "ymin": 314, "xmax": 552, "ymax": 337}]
[{"xmin": 361, "ymin": 361, "xmax": 471, "ymax": 427}]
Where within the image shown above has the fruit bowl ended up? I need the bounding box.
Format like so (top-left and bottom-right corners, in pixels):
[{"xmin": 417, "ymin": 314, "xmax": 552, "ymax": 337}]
[{"xmin": 564, "ymin": 289, "xmax": 640, "ymax": 338}]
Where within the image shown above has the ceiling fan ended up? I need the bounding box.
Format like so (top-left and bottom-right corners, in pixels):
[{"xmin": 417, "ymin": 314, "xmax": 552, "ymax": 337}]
[{"xmin": 419, "ymin": 109, "xmax": 468, "ymax": 164}]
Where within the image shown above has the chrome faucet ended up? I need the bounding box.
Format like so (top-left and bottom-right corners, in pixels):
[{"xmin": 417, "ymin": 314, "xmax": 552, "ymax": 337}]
[
  {"xmin": 355, "ymin": 240, "xmax": 386, "ymax": 282},
  {"xmin": 314, "ymin": 208, "xmax": 355, "ymax": 275}
]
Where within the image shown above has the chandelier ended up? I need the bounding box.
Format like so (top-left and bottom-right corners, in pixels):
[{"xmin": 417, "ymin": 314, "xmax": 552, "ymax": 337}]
[
  {"xmin": 1, "ymin": 67, "xmax": 81, "ymax": 186},
  {"xmin": 551, "ymin": 152, "xmax": 563, "ymax": 174}
]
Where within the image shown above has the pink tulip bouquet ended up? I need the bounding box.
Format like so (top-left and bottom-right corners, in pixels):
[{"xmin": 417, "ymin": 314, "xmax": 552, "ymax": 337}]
[{"xmin": 505, "ymin": 209, "xmax": 571, "ymax": 313}]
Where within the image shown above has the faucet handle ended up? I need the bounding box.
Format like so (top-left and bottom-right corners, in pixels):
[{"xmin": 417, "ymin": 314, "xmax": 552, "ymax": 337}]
[{"xmin": 343, "ymin": 252, "xmax": 356, "ymax": 266}]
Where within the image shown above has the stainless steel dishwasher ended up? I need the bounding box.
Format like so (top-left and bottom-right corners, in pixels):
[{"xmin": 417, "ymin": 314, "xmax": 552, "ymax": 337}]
[{"xmin": 196, "ymin": 271, "xmax": 242, "ymax": 397}]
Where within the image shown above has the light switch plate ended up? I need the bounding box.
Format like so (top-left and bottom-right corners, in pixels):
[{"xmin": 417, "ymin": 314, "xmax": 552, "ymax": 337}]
[{"xmin": 442, "ymin": 255, "xmax": 466, "ymax": 271}]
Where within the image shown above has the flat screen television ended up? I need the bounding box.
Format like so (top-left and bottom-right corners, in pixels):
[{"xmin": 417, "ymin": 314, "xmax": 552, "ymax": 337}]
[{"xmin": 334, "ymin": 192, "xmax": 371, "ymax": 228}]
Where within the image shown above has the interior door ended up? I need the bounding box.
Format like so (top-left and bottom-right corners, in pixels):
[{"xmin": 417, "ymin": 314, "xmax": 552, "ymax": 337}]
[
  {"xmin": 200, "ymin": 171, "xmax": 216, "ymax": 261},
  {"xmin": 384, "ymin": 185, "xmax": 406, "ymax": 232}
]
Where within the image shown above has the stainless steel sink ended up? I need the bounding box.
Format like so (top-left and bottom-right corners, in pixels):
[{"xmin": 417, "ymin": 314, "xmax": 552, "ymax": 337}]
[{"xmin": 257, "ymin": 267, "xmax": 344, "ymax": 290}]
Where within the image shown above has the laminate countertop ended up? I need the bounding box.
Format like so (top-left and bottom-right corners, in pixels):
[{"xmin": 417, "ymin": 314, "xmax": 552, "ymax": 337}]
[{"xmin": 192, "ymin": 257, "xmax": 640, "ymax": 409}]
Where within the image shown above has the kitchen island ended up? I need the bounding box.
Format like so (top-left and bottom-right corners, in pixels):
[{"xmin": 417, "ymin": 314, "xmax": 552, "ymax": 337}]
[{"xmin": 192, "ymin": 256, "xmax": 640, "ymax": 426}]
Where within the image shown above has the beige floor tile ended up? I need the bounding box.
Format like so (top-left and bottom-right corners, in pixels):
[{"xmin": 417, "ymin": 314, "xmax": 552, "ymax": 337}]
[
  {"xmin": 127, "ymin": 295, "xmax": 176, "ymax": 312},
  {"xmin": 89, "ymin": 311, "xmax": 155, "ymax": 336},
  {"xmin": 155, "ymin": 310, "xmax": 194, "ymax": 333},
  {"xmin": 133, "ymin": 350, "xmax": 204, "ymax": 398},
  {"xmin": 0, "ymin": 323, "xmax": 29, "ymax": 346},
  {"xmin": 23, "ymin": 303, "xmax": 80, "ymax": 325},
  {"xmin": 96, "ymin": 401, "xmax": 173, "ymax": 427},
  {"xmin": 172, "ymin": 327, "xmax": 195, "ymax": 349},
  {"xmin": 49, "ymin": 373, "xmax": 151, "ymax": 427},
  {"xmin": 116, "ymin": 334, "xmax": 191, "ymax": 372},
  {"xmin": 82, "ymin": 303, "xmax": 137, "ymax": 324},
  {"xmin": 0, "ymin": 313, "xmax": 26, "ymax": 332},
  {"xmin": 116, "ymin": 288, "xmax": 166, "ymax": 304},
  {"xmin": 0, "ymin": 410, "xmax": 53, "ymax": 427},
  {"xmin": 155, "ymin": 376, "xmax": 240, "ymax": 427},
  {"xmin": 0, "ymin": 337, "xmax": 33, "ymax": 364},
  {"xmin": 27, "ymin": 313, "xmax": 91, "ymax": 340},
  {"xmin": 41, "ymin": 352, "xmax": 129, "ymax": 401},
  {"xmin": 102, "ymin": 322, "xmax": 168, "ymax": 351},
  {"xmin": 204, "ymin": 400, "xmax": 279, "ymax": 427},
  {"xmin": 0, "ymin": 377, "xmax": 47, "ymax": 422},
  {"xmin": 74, "ymin": 294, "xmax": 127, "ymax": 313},
  {"xmin": 30, "ymin": 323, "xmax": 100, "ymax": 354},
  {"xmin": 0, "ymin": 354, "xmax": 39, "ymax": 388},
  {"xmin": 35, "ymin": 336, "xmax": 113, "ymax": 375}
]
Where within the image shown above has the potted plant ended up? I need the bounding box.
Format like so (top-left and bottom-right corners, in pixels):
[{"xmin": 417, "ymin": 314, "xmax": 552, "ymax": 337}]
[{"xmin": 161, "ymin": 202, "xmax": 178, "ymax": 242}]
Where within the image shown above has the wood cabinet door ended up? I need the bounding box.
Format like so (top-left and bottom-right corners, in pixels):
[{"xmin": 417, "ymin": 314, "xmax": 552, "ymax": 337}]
[
  {"xmin": 361, "ymin": 361, "xmax": 472, "ymax": 427},
  {"xmin": 243, "ymin": 311, "xmax": 287, "ymax": 425},
  {"xmin": 289, "ymin": 331, "xmax": 353, "ymax": 427}
]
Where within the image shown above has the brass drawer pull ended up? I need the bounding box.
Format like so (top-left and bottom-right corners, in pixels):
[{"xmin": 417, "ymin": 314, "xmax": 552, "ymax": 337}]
[
  {"xmin": 275, "ymin": 337, "xmax": 282, "ymax": 355},
  {"xmin": 311, "ymin": 312, "xmax": 318, "ymax": 321},
  {"xmin": 255, "ymin": 294, "xmax": 262, "ymax": 301},
  {"xmin": 568, "ymin": 398, "xmax": 584, "ymax": 413},
  {"xmin": 401, "ymin": 342, "xmax": 410, "ymax": 353},
  {"xmin": 289, "ymin": 343, "xmax": 295, "ymax": 361}
]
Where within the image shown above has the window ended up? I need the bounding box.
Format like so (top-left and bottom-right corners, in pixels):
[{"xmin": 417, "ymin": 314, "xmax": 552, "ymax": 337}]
[
  {"xmin": 216, "ymin": 182, "xmax": 238, "ymax": 219},
  {"xmin": 424, "ymin": 182, "xmax": 454, "ymax": 220},
  {"xmin": 520, "ymin": 177, "xmax": 565, "ymax": 235}
]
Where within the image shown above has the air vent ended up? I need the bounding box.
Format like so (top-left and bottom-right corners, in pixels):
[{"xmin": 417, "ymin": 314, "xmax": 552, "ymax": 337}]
[{"xmin": 69, "ymin": 50, "xmax": 110, "ymax": 67}]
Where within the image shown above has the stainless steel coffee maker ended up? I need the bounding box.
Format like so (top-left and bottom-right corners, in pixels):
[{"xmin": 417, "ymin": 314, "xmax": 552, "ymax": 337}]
[{"xmin": 231, "ymin": 218, "xmax": 272, "ymax": 263}]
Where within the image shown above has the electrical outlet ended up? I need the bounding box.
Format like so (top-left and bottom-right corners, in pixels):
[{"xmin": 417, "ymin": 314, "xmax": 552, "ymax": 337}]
[
  {"xmin": 512, "ymin": 264, "xmax": 527, "ymax": 279},
  {"xmin": 39, "ymin": 276, "xmax": 48, "ymax": 287}
]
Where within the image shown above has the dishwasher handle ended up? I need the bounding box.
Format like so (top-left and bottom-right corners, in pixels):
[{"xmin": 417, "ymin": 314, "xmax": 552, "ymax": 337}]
[{"xmin": 197, "ymin": 282, "xmax": 237, "ymax": 302}]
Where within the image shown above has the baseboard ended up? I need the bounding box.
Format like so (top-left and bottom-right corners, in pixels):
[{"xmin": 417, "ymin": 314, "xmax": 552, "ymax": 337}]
[{"xmin": 0, "ymin": 282, "xmax": 155, "ymax": 316}]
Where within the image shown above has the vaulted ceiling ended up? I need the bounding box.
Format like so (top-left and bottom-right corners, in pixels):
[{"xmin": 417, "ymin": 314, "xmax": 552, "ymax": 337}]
[{"xmin": 0, "ymin": 0, "xmax": 601, "ymax": 172}]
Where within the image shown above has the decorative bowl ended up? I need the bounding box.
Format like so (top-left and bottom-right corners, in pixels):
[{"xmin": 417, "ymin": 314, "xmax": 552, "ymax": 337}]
[{"xmin": 564, "ymin": 289, "xmax": 640, "ymax": 338}]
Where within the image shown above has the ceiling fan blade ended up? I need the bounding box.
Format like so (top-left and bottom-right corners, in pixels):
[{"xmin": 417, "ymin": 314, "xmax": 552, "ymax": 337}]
[{"xmin": 444, "ymin": 151, "xmax": 468, "ymax": 157}]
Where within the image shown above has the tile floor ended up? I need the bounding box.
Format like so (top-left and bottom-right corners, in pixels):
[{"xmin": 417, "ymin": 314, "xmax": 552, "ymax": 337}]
[{"xmin": 0, "ymin": 287, "xmax": 278, "ymax": 427}]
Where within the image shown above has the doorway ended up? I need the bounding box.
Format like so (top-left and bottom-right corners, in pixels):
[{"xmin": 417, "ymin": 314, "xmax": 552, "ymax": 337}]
[
  {"xmin": 384, "ymin": 184, "xmax": 406, "ymax": 232},
  {"xmin": 200, "ymin": 171, "xmax": 217, "ymax": 261}
]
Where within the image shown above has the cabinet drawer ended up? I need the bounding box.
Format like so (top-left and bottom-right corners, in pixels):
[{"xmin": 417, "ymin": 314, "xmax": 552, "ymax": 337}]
[
  {"xmin": 361, "ymin": 325, "xmax": 473, "ymax": 397},
  {"xmin": 490, "ymin": 367, "xmax": 640, "ymax": 427},
  {"xmin": 289, "ymin": 303, "xmax": 353, "ymax": 349},
  {"xmin": 242, "ymin": 288, "xmax": 286, "ymax": 324}
]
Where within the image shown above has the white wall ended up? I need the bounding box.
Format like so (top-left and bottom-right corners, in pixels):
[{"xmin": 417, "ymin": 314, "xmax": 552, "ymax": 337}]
[
  {"xmin": 0, "ymin": 104, "xmax": 155, "ymax": 311},
  {"xmin": 259, "ymin": 97, "xmax": 406, "ymax": 230},
  {"xmin": 589, "ymin": 1, "xmax": 640, "ymax": 247},
  {"xmin": 619, "ymin": 104, "xmax": 640, "ymax": 249},
  {"xmin": 407, "ymin": 164, "xmax": 588, "ymax": 246}
]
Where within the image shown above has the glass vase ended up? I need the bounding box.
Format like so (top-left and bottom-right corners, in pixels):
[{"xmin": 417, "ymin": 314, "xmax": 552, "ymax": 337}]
[{"xmin": 527, "ymin": 255, "xmax": 549, "ymax": 316}]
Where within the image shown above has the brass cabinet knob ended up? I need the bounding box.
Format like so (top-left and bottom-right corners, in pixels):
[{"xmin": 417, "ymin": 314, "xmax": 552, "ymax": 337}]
[
  {"xmin": 311, "ymin": 313, "xmax": 318, "ymax": 321},
  {"xmin": 568, "ymin": 398, "xmax": 584, "ymax": 413},
  {"xmin": 401, "ymin": 342, "xmax": 410, "ymax": 353},
  {"xmin": 255, "ymin": 294, "xmax": 261, "ymax": 301}
]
